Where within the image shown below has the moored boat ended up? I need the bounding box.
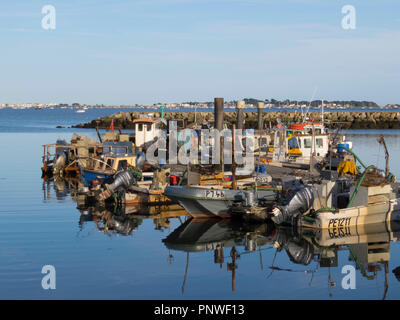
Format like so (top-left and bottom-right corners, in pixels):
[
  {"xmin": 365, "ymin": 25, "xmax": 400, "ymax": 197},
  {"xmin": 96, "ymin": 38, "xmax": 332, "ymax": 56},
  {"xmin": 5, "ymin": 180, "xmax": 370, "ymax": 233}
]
[
  {"xmin": 164, "ymin": 185, "xmax": 278, "ymax": 218},
  {"xmin": 82, "ymin": 154, "xmax": 137, "ymax": 186}
]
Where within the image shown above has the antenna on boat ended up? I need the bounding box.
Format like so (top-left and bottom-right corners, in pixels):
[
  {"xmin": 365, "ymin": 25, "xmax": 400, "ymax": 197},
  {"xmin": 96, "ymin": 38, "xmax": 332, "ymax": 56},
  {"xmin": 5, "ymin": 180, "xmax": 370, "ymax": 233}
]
[
  {"xmin": 302, "ymin": 87, "xmax": 318, "ymax": 123},
  {"xmin": 321, "ymin": 99, "xmax": 324, "ymax": 124}
]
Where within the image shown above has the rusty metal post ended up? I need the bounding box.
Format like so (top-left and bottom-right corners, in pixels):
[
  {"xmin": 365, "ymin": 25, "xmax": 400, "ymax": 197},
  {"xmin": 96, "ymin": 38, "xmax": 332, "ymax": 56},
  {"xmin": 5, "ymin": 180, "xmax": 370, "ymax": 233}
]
[
  {"xmin": 257, "ymin": 101, "xmax": 264, "ymax": 130},
  {"xmin": 214, "ymin": 247, "xmax": 224, "ymax": 265},
  {"xmin": 236, "ymin": 100, "xmax": 245, "ymax": 129}
]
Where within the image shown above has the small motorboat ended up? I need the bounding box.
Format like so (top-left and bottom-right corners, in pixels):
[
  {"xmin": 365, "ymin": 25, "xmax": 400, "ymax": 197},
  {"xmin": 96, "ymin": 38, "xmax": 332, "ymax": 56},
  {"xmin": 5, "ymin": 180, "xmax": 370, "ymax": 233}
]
[{"xmin": 164, "ymin": 184, "xmax": 278, "ymax": 218}]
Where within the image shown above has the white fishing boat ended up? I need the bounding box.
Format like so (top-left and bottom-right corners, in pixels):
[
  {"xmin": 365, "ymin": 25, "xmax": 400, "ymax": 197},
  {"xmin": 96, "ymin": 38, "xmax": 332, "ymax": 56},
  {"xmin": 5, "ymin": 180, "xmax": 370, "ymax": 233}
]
[{"xmin": 164, "ymin": 184, "xmax": 278, "ymax": 218}]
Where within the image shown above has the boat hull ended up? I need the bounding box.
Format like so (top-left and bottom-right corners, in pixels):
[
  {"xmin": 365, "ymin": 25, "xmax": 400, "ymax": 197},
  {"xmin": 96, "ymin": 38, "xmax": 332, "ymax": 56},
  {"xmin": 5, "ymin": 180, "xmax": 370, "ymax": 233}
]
[
  {"xmin": 82, "ymin": 169, "xmax": 112, "ymax": 186},
  {"xmin": 164, "ymin": 186, "xmax": 277, "ymax": 218}
]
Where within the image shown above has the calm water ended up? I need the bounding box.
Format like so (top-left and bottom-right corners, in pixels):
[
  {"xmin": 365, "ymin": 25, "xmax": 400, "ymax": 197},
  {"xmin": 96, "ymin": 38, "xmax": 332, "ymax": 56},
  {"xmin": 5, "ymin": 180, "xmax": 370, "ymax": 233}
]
[{"xmin": 1, "ymin": 108, "xmax": 400, "ymax": 300}]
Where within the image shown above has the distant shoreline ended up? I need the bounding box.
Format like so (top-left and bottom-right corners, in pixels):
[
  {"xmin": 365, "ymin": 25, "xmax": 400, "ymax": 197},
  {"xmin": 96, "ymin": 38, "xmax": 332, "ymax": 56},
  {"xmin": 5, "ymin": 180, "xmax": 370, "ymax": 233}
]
[{"xmin": 2, "ymin": 106, "xmax": 400, "ymax": 112}]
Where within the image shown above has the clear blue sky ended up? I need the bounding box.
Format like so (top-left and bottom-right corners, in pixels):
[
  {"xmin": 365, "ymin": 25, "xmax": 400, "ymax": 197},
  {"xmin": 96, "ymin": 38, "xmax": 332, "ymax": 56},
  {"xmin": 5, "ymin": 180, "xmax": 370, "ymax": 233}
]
[{"xmin": 0, "ymin": 0, "xmax": 399, "ymax": 105}]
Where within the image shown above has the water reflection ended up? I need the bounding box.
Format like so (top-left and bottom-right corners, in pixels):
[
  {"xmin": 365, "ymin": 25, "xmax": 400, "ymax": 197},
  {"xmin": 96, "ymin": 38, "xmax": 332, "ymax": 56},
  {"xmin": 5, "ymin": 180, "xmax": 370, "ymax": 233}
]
[
  {"xmin": 163, "ymin": 219, "xmax": 275, "ymax": 292},
  {"xmin": 164, "ymin": 218, "xmax": 400, "ymax": 298},
  {"xmin": 42, "ymin": 177, "xmax": 400, "ymax": 298},
  {"xmin": 42, "ymin": 176, "xmax": 80, "ymax": 201},
  {"xmin": 77, "ymin": 207, "xmax": 143, "ymax": 236},
  {"xmin": 75, "ymin": 204, "xmax": 190, "ymax": 236}
]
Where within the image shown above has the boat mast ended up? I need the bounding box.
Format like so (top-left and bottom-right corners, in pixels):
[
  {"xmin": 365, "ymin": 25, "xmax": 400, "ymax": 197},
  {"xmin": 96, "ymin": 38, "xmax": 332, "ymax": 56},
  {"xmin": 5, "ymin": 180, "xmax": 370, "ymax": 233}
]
[
  {"xmin": 321, "ymin": 99, "xmax": 324, "ymax": 125},
  {"xmin": 302, "ymin": 87, "xmax": 318, "ymax": 124}
]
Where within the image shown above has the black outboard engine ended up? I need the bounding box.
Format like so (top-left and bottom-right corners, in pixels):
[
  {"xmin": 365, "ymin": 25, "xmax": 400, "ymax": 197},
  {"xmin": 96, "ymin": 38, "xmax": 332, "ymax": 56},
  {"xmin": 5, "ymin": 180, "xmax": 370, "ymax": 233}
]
[{"xmin": 271, "ymin": 185, "xmax": 314, "ymax": 225}]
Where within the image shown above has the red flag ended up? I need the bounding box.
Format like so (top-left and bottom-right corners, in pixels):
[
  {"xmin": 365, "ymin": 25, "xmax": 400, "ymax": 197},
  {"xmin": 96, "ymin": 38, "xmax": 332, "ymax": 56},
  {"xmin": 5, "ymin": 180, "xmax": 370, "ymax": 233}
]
[{"xmin": 110, "ymin": 120, "xmax": 114, "ymax": 132}]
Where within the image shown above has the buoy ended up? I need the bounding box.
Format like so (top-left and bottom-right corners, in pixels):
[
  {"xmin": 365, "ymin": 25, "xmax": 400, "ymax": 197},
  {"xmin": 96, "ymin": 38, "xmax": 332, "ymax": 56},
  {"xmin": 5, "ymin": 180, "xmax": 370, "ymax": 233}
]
[{"xmin": 170, "ymin": 175, "xmax": 179, "ymax": 185}]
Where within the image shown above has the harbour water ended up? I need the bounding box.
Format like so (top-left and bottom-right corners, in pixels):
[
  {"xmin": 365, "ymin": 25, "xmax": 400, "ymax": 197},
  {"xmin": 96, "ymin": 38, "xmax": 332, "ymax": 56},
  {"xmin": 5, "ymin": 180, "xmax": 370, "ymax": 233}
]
[{"xmin": 1, "ymin": 108, "xmax": 400, "ymax": 299}]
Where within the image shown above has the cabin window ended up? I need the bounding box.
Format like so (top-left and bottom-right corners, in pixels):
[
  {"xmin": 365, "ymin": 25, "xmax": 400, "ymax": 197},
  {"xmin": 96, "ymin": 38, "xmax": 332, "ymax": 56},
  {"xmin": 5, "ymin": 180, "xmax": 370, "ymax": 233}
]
[
  {"xmin": 288, "ymin": 137, "xmax": 299, "ymax": 149},
  {"xmin": 315, "ymin": 129, "xmax": 322, "ymax": 134},
  {"xmin": 146, "ymin": 124, "xmax": 152, "ymax": 131},
  {"xmin": 260, "ymin": 138, "xmax": 268, "ymax": 147},
  {"xmin": 304, "ymin": 138, "xmax": 312, "ymax": 148},
  {"xmin": 117, "ymin": 160, "xmax": 128, "ymax": 170},
  {"xmin": 106, "ymin": 159, "xmax": 114, "ymax": 169},
  {"xmin": 316, "ymin": 138, "xmax": 323, "ymax": 148},
  {"xmin": 138, "ymin": 124, "xmax": 143, "ymax": 131}
]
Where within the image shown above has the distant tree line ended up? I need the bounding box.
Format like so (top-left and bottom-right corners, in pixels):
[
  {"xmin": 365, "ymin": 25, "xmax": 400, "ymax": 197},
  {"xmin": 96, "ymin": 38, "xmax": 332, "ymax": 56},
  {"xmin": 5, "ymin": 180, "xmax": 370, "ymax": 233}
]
[{"xmin": 243, "ymin": 98, "xmax": 379, "ymax": 108}]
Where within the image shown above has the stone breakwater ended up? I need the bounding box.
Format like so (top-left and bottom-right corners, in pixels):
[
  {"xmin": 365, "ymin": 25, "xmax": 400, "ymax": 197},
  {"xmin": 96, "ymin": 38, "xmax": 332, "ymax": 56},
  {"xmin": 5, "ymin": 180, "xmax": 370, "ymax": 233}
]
[{"xmin": 72, "ymin": 111, "xmax": 400, "ymax": 129}]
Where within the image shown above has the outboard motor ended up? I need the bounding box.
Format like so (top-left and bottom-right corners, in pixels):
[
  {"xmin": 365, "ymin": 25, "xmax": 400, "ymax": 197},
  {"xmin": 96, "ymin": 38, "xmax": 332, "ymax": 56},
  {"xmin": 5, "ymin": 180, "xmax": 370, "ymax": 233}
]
[
  {"xmin": 271, "ymin": 185, "xmax": 314, "ymax": 225},
  {"xmin": 106, "ymin": 215, "xmax": 138, "ymax": 236},
  {"xmin": 53, "ymin": 152, "xmax": 66, "ymax": 175},
  {"xmin": 273, "ymin": 227, "xmax": 314, "ymax": 265},
  {"xmin": 108, "ymin": 170, "xmax": 135, "ymax": 191},
  {"xmin": 53, "ymin": 140, "xmax": 69, "ymax": 176},
  {"xmin": 98, "ymin": 170, "xmax": 135, "ymax": 200},
  {"xmin": 285, "ymin": 239, "xmax": 314, "ymax": 265},
  {"xmin": 136, "ymin": 152, "xmax": 146, "ymax": 171}
]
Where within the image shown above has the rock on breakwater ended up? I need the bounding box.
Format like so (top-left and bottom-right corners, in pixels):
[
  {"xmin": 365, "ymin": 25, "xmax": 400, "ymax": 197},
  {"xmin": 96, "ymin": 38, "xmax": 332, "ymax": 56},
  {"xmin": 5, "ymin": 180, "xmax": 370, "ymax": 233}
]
[{"xmin": 72, "ymin": 111, "xmax": 400, "ymax": 130}]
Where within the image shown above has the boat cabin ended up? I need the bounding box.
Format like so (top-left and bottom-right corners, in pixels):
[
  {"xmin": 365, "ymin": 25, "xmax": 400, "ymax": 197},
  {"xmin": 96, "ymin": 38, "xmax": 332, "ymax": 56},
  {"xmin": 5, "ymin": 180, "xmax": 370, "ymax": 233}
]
[
  {"xmin": 272, "ymin": 128, "xmax": 330, "ymax": 162},
  {"xmin": 293, "ymin": 134, "xmax": 329, "ymax": 158},
  {"xmin": 302, "ymin": 121, "xmax": 326, "ymax": 134},
  {"xmin": 102, "ymin": 141, "xmax": 134, "ymax": 156},
  {"xmin": 93, "ymin": 155, "xmax": 137, "ymax": 173},
  {"xmin": 133, "ymin": 118, "xmax": 159, "ymax": 147}
]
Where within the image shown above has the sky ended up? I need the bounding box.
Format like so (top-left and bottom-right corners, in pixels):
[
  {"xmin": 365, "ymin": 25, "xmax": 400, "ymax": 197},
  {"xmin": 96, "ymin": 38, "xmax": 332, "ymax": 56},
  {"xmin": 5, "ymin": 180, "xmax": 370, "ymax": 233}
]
[{"xmin": 0, "ymin": 0, "xmax": 399, "ymax": 105}]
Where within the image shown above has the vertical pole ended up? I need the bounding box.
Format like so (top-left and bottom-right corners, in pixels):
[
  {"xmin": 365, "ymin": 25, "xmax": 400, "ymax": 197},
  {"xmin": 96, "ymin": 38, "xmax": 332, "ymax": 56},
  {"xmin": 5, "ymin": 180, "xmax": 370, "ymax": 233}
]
[
  {"xmin": 160, "ymin": 104, "xmax": 164, "ymax": 119},
  {"xmin": 181, "ymin": 252, "xmax": 189, "ymax": 294},
  {"xmin": 257, "ymin": 102, "xmax": 264, "ymax": 166},
  {"xmin": 257, "ymin": 101, "xmax": 264, "ymax": 130},
  {"xmin": 232, "ymin": 124, "xmax": 237, "ymax": 190},
  {"xmin": 321, "ymin": 99, "xmax": 324, "ymax": 124},
  {"xmin": 310, "ymin": 124, "xmax": 315, "ymax": 174},
  {"xmin": 214, "ymin": 98, "xmax": 224, "ymax": 131},
  {"xmin": 236, "ymin": 100, "xmax": 245, "ymax": 129},
  {"xmin": 214, "ymin": 98, "xmax": 224, "ymax": 173},
  {"xmin": 379, "ymin": 135, "xmax": 389, "ymax": 178}
]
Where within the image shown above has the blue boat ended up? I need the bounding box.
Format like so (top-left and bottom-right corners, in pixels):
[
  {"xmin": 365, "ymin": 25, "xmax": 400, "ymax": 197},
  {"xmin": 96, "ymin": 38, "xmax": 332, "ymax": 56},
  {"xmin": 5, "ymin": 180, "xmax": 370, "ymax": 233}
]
[{"xmin": 81, "ymin": 154, "xmax": 137, "ymax": 186}]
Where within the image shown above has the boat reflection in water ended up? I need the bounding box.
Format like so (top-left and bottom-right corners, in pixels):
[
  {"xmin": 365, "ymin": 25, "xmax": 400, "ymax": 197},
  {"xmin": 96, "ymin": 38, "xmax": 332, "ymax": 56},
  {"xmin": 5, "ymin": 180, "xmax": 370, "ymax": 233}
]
[
  {"xmin": 77, "ymin": 203, "xmax": 189, "ymax": 236},
  {"xmin": 163, "ymin": 218, "xmax": 276, "ymax": 292},
  {"xmin": 163, "ymin": 217, "xmax": 400, "ymax": 298},
  {"xmin": 78, "ymin": 207, "xmax": 143, "ymax": 236},
  {"xmin": 43, "ymin": 176, "xmax": 81, "ymax": 201},
  {"xmin": 42, "ymin": 177, "xmax": 400, "ymax": 298},
  {"xmin": 43, "ymin": 177, "xmax": 189, "ymax": 235}
]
